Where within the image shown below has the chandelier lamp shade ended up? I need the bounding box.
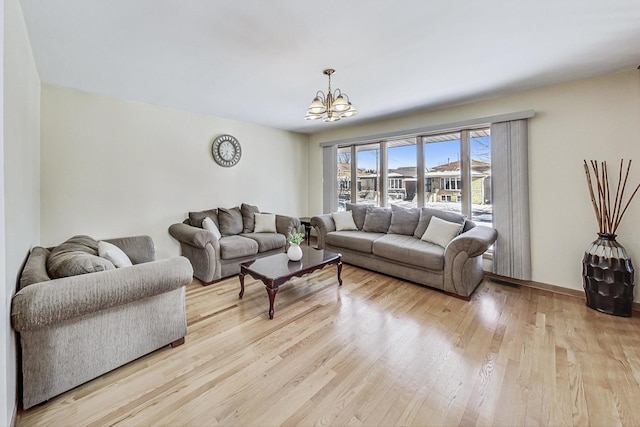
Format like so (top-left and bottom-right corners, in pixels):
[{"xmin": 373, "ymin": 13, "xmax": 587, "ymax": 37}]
[{"xmin": 305, "ymin": 69, "xmax": 358, "ymax": 122}]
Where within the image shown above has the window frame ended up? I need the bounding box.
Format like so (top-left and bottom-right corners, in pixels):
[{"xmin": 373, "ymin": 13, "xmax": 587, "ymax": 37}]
[{"xmin": 336, "ymin": 125, "xmax": 490, "ymax": 218}]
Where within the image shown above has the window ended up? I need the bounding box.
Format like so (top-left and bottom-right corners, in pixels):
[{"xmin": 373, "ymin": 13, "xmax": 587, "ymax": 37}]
[
  {"xmin": 389, "ymin": 178, "xmax": 403, "ymax": 189},
  {"xmin": 424, "ymin": 132, "xmax": 462, "ymax": 214},
  {"xmin": 440, "ymin": 177, "xmax": 462, "ymax": 190},
  {"xmin": 424, "ymin": 128, "xmax": 492, "ymax": 226},
  {"xmin": 356, "ymin": 143, "xmax": 380, "ymax": 205},
  {"xmin": 470, "ymin": 129, "xmax": 492, "ymax": 227},
  {"xmin": 386, "ymin": 138, "xmax": 417, "ymax": 207},
  {"xmin": 337, "ymin": 147, "xmax": 352, "ymax": 211},
  {"xmin": 333, "ymin": 127, "xmax": 491, "ymax": 227}
]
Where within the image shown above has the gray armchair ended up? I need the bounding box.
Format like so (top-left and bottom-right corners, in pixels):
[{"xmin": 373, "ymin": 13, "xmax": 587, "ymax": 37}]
[{"xmin": 11, "ymin": 235, "xmax": 193, "ymax": 408}]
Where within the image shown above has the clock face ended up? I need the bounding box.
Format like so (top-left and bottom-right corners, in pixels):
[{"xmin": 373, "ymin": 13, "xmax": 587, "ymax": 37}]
[{"xmin": 212, "ymin": 134, "xmax": 241, "ymax": 167}]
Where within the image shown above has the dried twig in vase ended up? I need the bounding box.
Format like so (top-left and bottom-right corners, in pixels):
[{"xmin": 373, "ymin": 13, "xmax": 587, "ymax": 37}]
[{"xmin": 583, "ymin": 159, "xmax": 640, "ymax": 235}]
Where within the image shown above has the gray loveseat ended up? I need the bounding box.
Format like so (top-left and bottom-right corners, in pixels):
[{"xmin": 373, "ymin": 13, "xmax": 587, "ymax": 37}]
[
  {"xmin": 169, "ymin": 203, "xmax": 301, "ymax": 284},
  {"xmin": 312, "ymin": 204, "xmax": 497, "ymax": 299},
  {"xmin": 11, "ymin": 235, "xmax": 193, "ymax": 409}
]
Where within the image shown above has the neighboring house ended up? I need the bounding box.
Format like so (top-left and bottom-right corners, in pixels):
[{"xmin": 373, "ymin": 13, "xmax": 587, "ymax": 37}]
[{"xmin": 425, "ymin": 160, "xmax": 491, "ymax": 204}]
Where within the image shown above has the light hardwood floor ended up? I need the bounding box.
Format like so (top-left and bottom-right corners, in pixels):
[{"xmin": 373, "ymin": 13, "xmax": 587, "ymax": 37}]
[{"xmin": 16, "ymin": 263, "xmax": 640, "ymax": 426}]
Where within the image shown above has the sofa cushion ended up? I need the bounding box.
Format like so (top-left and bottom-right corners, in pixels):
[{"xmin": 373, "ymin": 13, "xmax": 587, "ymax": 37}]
[
  {"xmin": 346, "ymin": 203, "xmax": 371, "ymax": 230},
  {"xmin": 420, "ymin": 216, "xmax": 463, "ymax": 248},
  {"xmin": 332, "ymin": 211, "xmax": 358, "ymax": 231},
  {"xmin": 219, "ymin": 235, "xmax": 259, "ymax": 259},
  {"xmin": 218, "ymin": 206, "xmax": 244, "ymax": 236},
  {"xmin": 254, "ymin": 213, "xmax": 277, "ymax": 233},
  {"xmin": 372, "ymin": 234, "xmax": 444, "ymax": 270},
  {"xmin": 241, "ymin": 203, "xmax": 260, "ymax": 233},
  {"xmin": 241, "ymin": 233, "xmax": 286, "ymax": 252},
  {"xmin": 98, "ymin": 241, "xmax": 133, "ymax": 268},
  {"xmin": 326, "ymin": 230, "xmax": 386, "ymax": 254},
  {"xmin": 47, "ymin": 235, "xmax": 116, "ymax": 279},
  {"xmin": 19, "ymin": 247, "xmax": 51, "ymax": 290},
  {"xmin": 189, "ymin": 209, "xmax": 218, "ymax": 228},
  {"xmin": 362, "ymin": 206, "xmax": 392, "ymax": 233},
  {"xmin": 413, "ymin": 208, "xmax": 466, "ymax": 239},
  {"xmin": 388, "ymin": 204, "xmax": 420, "ymax": 236}
]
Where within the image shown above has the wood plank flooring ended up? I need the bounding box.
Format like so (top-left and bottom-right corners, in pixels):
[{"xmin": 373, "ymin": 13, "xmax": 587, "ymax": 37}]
[{"xmin": 16, "ymin": 264, "xmax": 640, "ymax": 426}]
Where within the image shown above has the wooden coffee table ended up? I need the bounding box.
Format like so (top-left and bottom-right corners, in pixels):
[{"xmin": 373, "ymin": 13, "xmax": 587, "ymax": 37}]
[{"xmin": 239, "ymin": 247, "xmax": 342, "ymax": 319}]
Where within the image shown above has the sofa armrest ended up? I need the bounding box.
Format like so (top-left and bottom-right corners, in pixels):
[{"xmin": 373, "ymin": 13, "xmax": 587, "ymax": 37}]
[
  {"xmin": 443, "ymin": 225, "xmax": 497, "ymax": 298},
  {"xmin": 310, "ymin": 214, "xmax": 336, "ymax": 249},
  {"xmin": 445, "ymin": 225, "xmax": 497, "ymax": 259},
  {"xmin": 275, "ymin": 215, "xmax": 301, "ymax": 237},
  {"xmin": 104, "ymin": 235, "xmax": 155, "ymax": 264},
  {"xmin": 169, "ymin": 223, "xmax": 219, "ymax": 249},
  {"xmin": 11, "ymin": 257, "xmax": 193, "ymax": 332}
]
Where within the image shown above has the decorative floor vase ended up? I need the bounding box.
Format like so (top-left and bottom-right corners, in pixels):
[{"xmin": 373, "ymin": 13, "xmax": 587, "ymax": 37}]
[
  {"xmin": 287, "ymin": 243, "xmax": 303, "ymax": 261},
  {"xmin": 582, "ymin": 233, "xmax": 634, "ymax": 317}
]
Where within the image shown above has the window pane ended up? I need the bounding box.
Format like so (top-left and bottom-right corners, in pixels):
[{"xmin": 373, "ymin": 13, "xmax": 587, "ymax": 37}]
[
  {"xmin": 387, "ymin": 138, "xmax": 417, "ymax": 207},
  {"xmin": 423, "ymin": 132, "xmax": 462, "ymax": 215},
  {"xmin": 356, "ymin": 143, "xmax": 380, "ymax": 205},
  {"xmin": 337, "ymin": 147, "xmax": 352, "ymax": 211},
  {"xmin": 470, "ymin": 128, "xmax": 492, "ymax": 227}
]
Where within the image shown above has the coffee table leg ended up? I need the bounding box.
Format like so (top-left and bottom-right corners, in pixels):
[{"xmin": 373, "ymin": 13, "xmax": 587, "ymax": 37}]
[
  {"xmin": 239, "ymin": 272, "xmax": 245, "ymax": 299},
  {"xmin": 266, "ymin": 286, "xmax": 278, "ymax": 319},
  {"xmin": 337, "ymin": 260, "xmax": 343, "ymax": 286}
]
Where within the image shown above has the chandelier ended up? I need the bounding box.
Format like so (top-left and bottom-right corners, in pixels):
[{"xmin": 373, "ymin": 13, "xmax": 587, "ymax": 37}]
[{"xmin": 305, "ymin": 69, "xmax": 358, "ymax": 122}]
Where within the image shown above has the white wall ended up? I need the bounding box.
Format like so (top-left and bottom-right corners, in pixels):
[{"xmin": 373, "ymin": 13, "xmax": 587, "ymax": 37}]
[
  {"xmin": 41, "ymin": 86, "xmax": 309, "ymax": 259},
  {"xmin": 2, "ymin": 0, "xmax": 41, "ymax": 423},
  {"xmin": 309, "ymin": 70, "xmax": 640, "ymax": 300}
]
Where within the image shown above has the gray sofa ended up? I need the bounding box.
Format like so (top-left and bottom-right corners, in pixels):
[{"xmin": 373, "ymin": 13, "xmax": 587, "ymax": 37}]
[
  {"xmin": 169, "ymin": 203, "xmax": 301, "ymax": 284},
  {"xmin": 312, "ymin": 204, "xmax": 497, "ymax": 299},
  {"xmin": 11, "ymin": 234, "xmax": 193, "ymax": 409}
]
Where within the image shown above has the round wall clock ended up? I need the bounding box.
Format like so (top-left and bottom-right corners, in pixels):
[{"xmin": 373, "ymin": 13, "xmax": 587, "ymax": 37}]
[{"xmin": 211, "ymin": 134, "xmax": 242, "ymax": 167}]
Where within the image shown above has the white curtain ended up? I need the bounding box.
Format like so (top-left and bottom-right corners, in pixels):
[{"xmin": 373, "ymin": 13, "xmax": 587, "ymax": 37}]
[
  {"xmin": 322, "ymin": 145, "xmax": 338, "ymax": 214},
  {"xmin": 491, "ymin": 119, "xmax": 531, "ymax": 280}
]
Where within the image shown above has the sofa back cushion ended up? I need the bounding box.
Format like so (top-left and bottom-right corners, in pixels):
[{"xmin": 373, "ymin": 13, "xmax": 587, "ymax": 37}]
[
  {"xmin": 388, "ymin": 205, "xmax": 420, "ymax": 235},
  {"xmin": 188, "ymin": 209, "xmax": 219, "ymax": 229},
  {"xmin": 241, "ymin": 203, "xmax": 260, "ymax": 233},
  {"xmin": 362, "ymin": 206, "xmax": 392, "ymax": 233},
  {"xmin": 19, "ymin": 247, "xmax": 51, "ymax": 290},
  {"xmin": 218, "ymin": 206, "xmax": 244, "ymax": 236},
  {"xmin": 413, "ymin": 208, "xmax": 466, "ymax": 239},
  {"xmin": 47, "ymin": 235, "xmax": 116, "ymax": 279},
  {"xmin": 346, "ymin": 203, "xmax": 371, "ymax": 230}
]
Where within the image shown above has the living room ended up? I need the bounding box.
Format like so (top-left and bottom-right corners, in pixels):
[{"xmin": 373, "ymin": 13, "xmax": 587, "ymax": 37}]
[{"xmin": 3, "ymin": 0, "xmax": 640, "ymax": 425}]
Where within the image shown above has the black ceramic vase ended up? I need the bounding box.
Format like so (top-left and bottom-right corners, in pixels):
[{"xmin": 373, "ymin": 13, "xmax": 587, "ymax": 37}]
[{"xmin": 582, "ymin": 233, "xmax": 634, "ymax": 317}]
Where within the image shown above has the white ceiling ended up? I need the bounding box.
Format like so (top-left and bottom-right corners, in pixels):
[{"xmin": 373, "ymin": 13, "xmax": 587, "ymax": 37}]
[{"xmin": 19, "ymin": 0, "xmax": 640, "ymax": 134}]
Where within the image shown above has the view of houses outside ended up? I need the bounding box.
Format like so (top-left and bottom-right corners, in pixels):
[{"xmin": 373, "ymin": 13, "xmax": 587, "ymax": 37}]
[{"xmin": 336, "ymin": 129, "xmax": 492, "ymax": 227}]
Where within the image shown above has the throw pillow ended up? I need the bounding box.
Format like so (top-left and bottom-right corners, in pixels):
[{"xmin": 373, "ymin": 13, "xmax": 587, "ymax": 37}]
[
  {"xmin": 362, "ymin": 206, "xmax": 392, "ymax": 233},
  {"xmin": 388, "ymin": 204, "xmax": 420, "ymax": 235},
  {"xmin": 254, "ymin": 213, "xmax": 277, "ymax": 233},
  {"xmin": 346, "ymin": 202, "xmax": 371, "ymax": 230},
  {"xmin": 241, "ymin": 203, "xmax": 260, "ymax": 233},
  {"xmin": 98, "ymin": 241, "xmax": 133, "ymax": 268},
  {"xmin": 188, "ymin": 209, "xmax": 218, "ymax": 229},
  {"xmin": 47, "ymin": 235, "xmax": 116, "ymax": 278},
  {"xmin": 414, "ymin": 207, "xmax": 466, "ymax": 239},
  {"xmin": 217, "ymin": 206, "xmax": 244, "ymax": 236},
  {"xmin": 202, "ymin": 216, "xmax": 222, "ymax": 240},
  {"xmin": 420, "ymin": 216, "xmax": 464, "ymax": 248},
  {"xmin": 332, "ymin": 210, "xmax": 358, "ymax": 231}
]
